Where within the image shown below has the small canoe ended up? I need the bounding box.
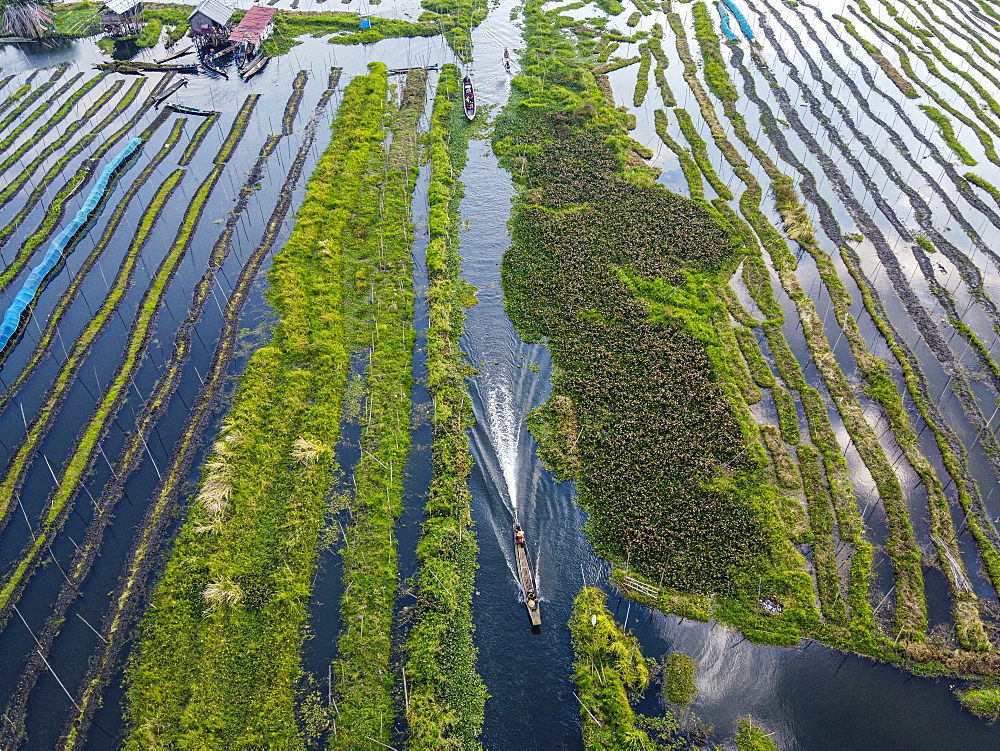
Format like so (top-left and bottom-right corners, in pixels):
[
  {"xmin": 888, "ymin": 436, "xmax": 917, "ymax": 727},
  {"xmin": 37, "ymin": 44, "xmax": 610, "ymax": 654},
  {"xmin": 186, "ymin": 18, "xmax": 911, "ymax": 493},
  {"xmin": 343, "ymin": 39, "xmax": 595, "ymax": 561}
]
[
  {"xmin": 241, "ymin": 51, "xmax": 268, "ymax": 81},
  {"xmin": 513, "ymin": 524, "xmax": 541, "ymax": 628},
  {"xmin": 463, "ymin": 75, "xmax": 476, "ymax": 121},
  {"xmin": 166, "ymin": 103, "xmax": 217, "ymax": 116},
  {"xmin": 154, "ymin": 79, "xmax": 188, "ymax": 108},
  {"xmin": 156, "ymin": 44, "xmax": 194, "ymax": 63}
]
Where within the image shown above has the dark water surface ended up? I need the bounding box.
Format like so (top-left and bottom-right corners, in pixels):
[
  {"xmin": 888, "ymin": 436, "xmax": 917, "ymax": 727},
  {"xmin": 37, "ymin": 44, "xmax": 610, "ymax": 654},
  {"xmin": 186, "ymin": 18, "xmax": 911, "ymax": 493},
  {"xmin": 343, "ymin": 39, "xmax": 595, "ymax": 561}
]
[{"xmin": 0, "ymin": 1, "xmax": 999, "ymax": 748}]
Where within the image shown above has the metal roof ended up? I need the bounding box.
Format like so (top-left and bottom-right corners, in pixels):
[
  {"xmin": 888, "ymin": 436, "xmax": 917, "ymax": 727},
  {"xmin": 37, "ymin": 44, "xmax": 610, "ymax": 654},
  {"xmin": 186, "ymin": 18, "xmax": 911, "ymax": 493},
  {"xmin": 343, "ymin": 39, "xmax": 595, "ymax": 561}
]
[
  {"xmin": 103, "ymin": 0, "xmax": 140, "ymax": 14},
  {"xmin": 228, "ymin": 5, "xmax": 275, "ymax": 44},
  {"xmin": 188, "ymin": 0, "xmax": 233, "ymax": 26}
]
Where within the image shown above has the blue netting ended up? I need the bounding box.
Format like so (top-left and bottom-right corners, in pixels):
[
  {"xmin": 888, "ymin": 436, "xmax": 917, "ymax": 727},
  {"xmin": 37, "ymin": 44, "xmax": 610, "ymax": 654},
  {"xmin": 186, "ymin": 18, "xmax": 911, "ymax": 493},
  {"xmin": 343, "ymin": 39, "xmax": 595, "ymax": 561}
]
[
  {"xmin": 0, "ymin": 137, "xmax": 143, "ymax": 352},
  {"xmin": 717, "ymin": 3, "xmax": 739, "ymax": 42},
  {"xmin": 722, "ymin": 0, "xmax": 755, "ymax": 40}
]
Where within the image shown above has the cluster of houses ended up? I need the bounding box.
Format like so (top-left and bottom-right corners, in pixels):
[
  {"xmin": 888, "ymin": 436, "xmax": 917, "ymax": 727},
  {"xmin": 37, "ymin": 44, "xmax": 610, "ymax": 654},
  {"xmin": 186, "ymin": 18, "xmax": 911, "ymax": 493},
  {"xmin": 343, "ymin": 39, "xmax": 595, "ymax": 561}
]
[{"xmin": 99, "ymin": 0, "xmax": 275, "ymax": 59}]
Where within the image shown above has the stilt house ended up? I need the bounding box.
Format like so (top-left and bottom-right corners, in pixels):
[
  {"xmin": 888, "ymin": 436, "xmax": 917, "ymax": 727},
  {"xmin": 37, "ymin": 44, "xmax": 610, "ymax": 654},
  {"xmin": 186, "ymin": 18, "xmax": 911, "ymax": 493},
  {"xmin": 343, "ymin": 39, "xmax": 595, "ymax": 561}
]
[
  {"xmin": 100, "ymin": 0, "xmax": 143, "ymax": 37},
  {"xmin": 228, "ymin": 5, "xmax": 276, "ymax": 58},
  {"xmin": 188, "ymin": 0, "xmax": 234, "ymax": 49}
]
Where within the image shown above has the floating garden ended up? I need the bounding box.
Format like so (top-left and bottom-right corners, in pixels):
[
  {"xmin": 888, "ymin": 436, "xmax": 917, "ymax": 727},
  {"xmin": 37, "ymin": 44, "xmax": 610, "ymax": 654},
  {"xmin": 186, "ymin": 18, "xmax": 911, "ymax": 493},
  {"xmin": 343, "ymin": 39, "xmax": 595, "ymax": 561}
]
[{"xmin": 6, "ymin": 0, "xmax": 1000, "ymax": 745}]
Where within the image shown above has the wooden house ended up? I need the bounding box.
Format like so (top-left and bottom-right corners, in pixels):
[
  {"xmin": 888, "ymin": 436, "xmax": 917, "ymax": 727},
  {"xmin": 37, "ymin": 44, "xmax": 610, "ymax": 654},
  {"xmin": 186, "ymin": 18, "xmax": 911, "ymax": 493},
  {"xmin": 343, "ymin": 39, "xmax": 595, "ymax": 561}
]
[
  {"xmin": 100, "ymin": 0, "xmax": 143, "ymax": 37},
  {"xmin": 228, "ymin": 5, "xmax": 276, "ymax": 58},
  {"xmin": 188, "ymin": 0, "xmax": 233, "ymax": 49}
]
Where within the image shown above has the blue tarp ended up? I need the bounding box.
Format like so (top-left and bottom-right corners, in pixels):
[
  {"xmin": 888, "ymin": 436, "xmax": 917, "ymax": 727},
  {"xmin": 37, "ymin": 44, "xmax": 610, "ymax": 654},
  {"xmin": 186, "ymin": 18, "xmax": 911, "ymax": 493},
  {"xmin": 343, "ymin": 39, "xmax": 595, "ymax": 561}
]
[
  {"xmin": 0, "ymin": 137, "xmax": 143, "ymax": 352},
  {"xmin": 721, "ymin": 0, "xmax": 755, "ymax": 40},
  {"xmin": 718, "ymin": 3, "xmax": 739, "ymax": 42}
]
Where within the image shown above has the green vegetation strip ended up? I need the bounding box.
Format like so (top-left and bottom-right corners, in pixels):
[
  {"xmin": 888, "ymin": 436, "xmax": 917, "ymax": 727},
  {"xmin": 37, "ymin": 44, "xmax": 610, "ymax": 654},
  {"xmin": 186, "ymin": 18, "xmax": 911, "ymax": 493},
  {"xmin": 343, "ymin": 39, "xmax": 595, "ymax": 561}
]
[
  {"xmin": 570, "ymin": 587, "xmax": 656, "ymax": 749},
  {"xmin": 136, "ymin": 17, "xmax": 162, "ymax": 46},
  {"xmin": 179, "ymin": 112, "xmax": 219, "ymax": 166},
  {"xmin": 919, "ymin": 104, "xmax": 976, "ymax": 164},
  {"xmin": 0, "ymin": 169, "xmax": 187, "ymax": 545},
  {"xmin": 404, "ymin": 63, "xmax": 486, "ymax": 750},
  {"xmin": 0, "ymin": 76, "xmax": 157, "ymax": 281},
  {"xmin": 0, "ymin": 82, "xmax": 29, "ymax": 116},
  {"xmin": 0, "ymin": 64, "xmax": 66, "ymax": 136},
  {"xmin": 634, "ymin": 43, "xmax": 652, "ymax": 106},
  {"xmin": 124, "ymin": 65, "xmax": 385, "ymax": 748},
  {"xmin": 688, "ymin": 2, "xmax": 930, "ymax": 639},
  {"xmin": 214, "ymin": 94, "xmax": 260, "ymax": 163},
  {"xmin": 0, "ymin": 118, "xmax": 186, "ymax": 405},
  {"xmin": 329, "ymin": 68, "xmax": 424, "ymax": 751},
  {"xmin": 61, "ymin": 70, "xmax": 342, "ymax": 750},
  {"xmin": 0, "ymin": 73, "xmax": 104, "ymax": 161}
]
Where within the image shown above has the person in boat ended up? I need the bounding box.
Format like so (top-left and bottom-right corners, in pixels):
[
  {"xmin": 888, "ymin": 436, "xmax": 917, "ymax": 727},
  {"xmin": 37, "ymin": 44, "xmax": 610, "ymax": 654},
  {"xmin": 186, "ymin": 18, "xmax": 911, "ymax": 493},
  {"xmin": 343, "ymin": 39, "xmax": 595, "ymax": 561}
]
[
  {"xmin": 515, "ymin": 528, "xmax": 525, "ymax": 545},
  {"xmin": 526, "ymin": 591, "xmax": 538, "ymax": 608},
  {"xmin": 503, "ymin": 46, "xmax": 510, "ymax": 59}
]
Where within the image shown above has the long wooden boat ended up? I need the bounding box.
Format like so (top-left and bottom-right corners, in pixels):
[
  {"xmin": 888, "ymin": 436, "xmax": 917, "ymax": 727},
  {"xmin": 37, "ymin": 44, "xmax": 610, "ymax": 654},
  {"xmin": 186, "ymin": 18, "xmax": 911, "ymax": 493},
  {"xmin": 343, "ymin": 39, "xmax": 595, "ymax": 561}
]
[
  {"xmin": 240, "ymin": 51, "xmax": 268, "ymax": 81},
  {"xmin": 201, "ymin": 56, "xmax": 228, "ymax": 79},
  {"xmin": 463, "ymin": 75, "xmax": 476, "ymax": 121},
  {"xmin": 513, "ymin": 524, "xmax": 541, "ymax": 627},
  {"xmin": 156, "ymin": 44, "xmax": 194, "ymax": 64},
  {"xmin": 154, "ymin": 79, "xmax": 188, "ymax": 108},
  {"xmin": 165, "ymin": 103, "xmax": 217, "ymax": 117},
  {"xmin": 388, "ymin": 64, "xmax": 440, "ymax": 75}
]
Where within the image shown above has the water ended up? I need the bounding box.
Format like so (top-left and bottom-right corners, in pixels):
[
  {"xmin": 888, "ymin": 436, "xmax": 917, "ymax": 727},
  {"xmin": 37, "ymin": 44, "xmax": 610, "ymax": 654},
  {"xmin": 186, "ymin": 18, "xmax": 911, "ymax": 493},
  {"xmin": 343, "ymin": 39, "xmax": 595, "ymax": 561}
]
[{"xmin": 0, "ymin": 0, "xmax": 997, "ymax": 747}]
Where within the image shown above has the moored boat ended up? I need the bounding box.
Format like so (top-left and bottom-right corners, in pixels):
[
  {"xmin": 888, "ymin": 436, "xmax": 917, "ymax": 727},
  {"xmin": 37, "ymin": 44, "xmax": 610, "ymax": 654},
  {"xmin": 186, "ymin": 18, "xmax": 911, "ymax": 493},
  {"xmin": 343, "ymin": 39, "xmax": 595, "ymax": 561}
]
[{"xmin": 463, "ymin": 75, "xmax": 476, "ymax": 121}]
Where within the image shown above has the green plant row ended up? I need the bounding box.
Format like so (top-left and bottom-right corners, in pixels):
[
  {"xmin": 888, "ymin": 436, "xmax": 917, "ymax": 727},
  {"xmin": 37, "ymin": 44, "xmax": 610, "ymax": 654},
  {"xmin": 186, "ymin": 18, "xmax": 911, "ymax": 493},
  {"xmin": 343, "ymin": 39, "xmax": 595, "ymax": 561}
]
[
  {"xmin": 0, "ymin": 72, "xmax": 103, "ymax": 162},
  {"xmin": 59, "ymin": 70, "xmax": 343, "ymax": 750},
  {"xmin": 124, "ymin": 64, "xmax": 386, "ymax": 748},
  {"xmin": 844, "ymin": 5, "xmax": 1000, "ymax": 164},
  {"xmin": 797, "ymin": 444, "xmax": 845, "ymax": 623},
  {"xmin": 136, "ymin": 17, "xmax": 162, "ymax": 46},
  {"xmin": 0, "ymin": 64, "xmax": 66, "ymax": 135},
  {"xmin": 634, "ymin": 43, "xmax": 651, "ymax": 106},
  {"xmin": 179, "ymin": 112, "xmax": 219, "ymax": 165},
  {"xmin": 259, "ymin": 10, "xmax": 437, "ymax": 56},
  {"xmin": 570, "ymin": 587, "xmax": 656, "ymax": 750},
  {"xmin": 742, "ymin": 29, "xmax": 994, "ymax": 648},
  {"xmin": 594, "ymin": 54, "xmax": 641, "ymax": 74},
  {"xmin": 214, "ymin": 94, "xmax": 260, "ymax": 163},
  {"xmin": 283, "ymin": 70, "xmax": 308, "ymax": 136},
  {"xmin": 713, "ymin": 308, "xmax": 762, "ymax": 405},
  {"xmin": 0, "ymin": 76, "xmax": 154, "ymax": 278},
  {"xmin": 732, "ymin": 324, "xmax": 774, "ymax": 387},
  {"xmin": 0, "ymin": 166, "xmax": 187, "ymax": 547},
  {"xmin": 688, "ymin": 4, "xmax": 932, "ymax": 638},
  {"xmin": 674, "ymin": 106, "xmax": 733, "ymax": 199},
  {"xmin": 0, "ymin": 117, "xmax": 186, "ymax": 409},
  {"xmin": 329, "ymin": 68, "xmax": 423, "ymax": 751},
  {"xmin": 403, "ymin": 63, "xmax": 486, "ymax": 750},
  {"xmin": 0, "ymin": 82, "xmax": 29, "ymax": 115},
  {"xmin": 919, "ymin": 104, "xmax": 977, "ymax": 165},
  {"xmin": 759, "ymin": 424, "xmax": 800, "ymax": 490}
]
